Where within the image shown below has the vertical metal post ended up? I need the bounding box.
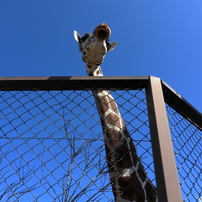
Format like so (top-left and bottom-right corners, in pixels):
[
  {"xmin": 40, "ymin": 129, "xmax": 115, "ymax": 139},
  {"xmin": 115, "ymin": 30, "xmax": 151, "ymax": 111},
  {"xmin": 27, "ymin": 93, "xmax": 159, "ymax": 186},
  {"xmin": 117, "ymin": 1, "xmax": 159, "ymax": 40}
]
[{"xmin": 146, "ymin": 76, "xmax": 182, "ymax": 202}]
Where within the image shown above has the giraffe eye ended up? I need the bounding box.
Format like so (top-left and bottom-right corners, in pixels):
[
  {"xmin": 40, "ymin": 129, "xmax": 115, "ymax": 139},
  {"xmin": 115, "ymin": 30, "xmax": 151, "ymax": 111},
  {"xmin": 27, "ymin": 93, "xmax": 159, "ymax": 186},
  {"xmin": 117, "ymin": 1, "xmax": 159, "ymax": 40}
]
[
  {"xmin": 106, "ymin": 40, "xmax": 111, "ymax": 50},
  {"xmin": 81, "ymin": 36, "xmax": 88, "ymax": 42},
  {"xmin": 81, "ymin": 33, "xmax": 90, "ymax": 43}
]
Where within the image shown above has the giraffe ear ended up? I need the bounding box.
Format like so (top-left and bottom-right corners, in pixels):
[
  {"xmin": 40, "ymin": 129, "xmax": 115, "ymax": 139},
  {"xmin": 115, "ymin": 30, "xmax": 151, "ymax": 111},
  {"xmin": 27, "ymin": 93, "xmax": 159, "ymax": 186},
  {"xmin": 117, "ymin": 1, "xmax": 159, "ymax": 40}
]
[
  {"xmin": 107, "ymin": 42, "xmax": 118, "ymax": 52},
  {"xmin": 74, "ymin": 31, "xmax": 83, "ymax": 52},
  {"xmin": 74, "ymin": 31, "xmax": 82, "ymax": 43}
]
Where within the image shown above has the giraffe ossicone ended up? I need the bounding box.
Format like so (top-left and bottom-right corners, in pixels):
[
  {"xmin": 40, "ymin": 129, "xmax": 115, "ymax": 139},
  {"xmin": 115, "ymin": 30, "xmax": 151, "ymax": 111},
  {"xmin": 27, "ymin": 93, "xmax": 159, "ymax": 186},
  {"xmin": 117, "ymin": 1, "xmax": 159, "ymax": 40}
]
[{"xmin": 74, "ymin": 23, "xmax": 158, "ymax": 202}]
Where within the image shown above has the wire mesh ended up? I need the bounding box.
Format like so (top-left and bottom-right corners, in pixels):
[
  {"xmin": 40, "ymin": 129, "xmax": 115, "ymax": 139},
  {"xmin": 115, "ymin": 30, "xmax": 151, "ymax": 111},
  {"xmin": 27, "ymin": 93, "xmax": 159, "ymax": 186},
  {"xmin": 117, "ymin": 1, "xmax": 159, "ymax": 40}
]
[
  {"xmin": 0, "ymin": 89, "xmax": 155, "ymax": 202},
  {"xmin": 166, "ymin": 104, "xmax": 202, "ymax": 202}
]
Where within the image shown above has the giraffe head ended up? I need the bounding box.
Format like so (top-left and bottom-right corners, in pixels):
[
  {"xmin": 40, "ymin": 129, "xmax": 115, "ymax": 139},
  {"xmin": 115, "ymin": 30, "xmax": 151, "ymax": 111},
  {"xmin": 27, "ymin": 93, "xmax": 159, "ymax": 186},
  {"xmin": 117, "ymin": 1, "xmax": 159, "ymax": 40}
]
[{"xmin": 74, "ymin": 23, "xmax": 117, "ymax": 75}]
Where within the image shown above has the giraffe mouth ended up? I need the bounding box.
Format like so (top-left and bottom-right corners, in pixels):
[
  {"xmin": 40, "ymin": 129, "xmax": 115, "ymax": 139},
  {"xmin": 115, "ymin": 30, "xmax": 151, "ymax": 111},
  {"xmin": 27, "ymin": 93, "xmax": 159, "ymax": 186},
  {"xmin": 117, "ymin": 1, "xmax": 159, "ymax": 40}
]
[{"xmin": 93, "ymin": 23, "xmax": 111, "ymax": 40}]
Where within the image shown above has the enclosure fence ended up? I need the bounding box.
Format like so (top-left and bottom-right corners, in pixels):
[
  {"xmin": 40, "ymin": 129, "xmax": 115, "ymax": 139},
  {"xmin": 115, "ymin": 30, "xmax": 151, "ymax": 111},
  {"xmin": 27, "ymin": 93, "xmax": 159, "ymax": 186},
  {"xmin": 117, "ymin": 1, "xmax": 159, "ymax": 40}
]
[{"xmin": 0, "ymin": 76, "xmax": 201, "ymax": 202}]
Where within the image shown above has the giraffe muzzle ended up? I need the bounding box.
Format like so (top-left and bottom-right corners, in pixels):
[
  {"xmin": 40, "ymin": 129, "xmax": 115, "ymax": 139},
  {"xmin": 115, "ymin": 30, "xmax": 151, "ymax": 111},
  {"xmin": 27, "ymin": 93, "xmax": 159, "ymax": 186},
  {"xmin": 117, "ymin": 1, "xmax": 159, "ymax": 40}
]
[{"xmin": 93, "ymin": 23, "xmax": 111, "ymax": 40}]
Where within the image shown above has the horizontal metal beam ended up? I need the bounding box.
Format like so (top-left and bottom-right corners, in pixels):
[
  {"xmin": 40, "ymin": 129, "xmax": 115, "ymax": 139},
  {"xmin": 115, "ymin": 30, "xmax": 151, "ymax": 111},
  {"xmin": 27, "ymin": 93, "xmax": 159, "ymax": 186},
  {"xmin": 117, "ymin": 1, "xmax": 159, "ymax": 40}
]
[
  {"xmin": 162, "ymin": 80, "xmax": 202, "ymax": 130},
  {"xmin": 0, "ymin": 76, "xmax": 149, "ymax": 91}
]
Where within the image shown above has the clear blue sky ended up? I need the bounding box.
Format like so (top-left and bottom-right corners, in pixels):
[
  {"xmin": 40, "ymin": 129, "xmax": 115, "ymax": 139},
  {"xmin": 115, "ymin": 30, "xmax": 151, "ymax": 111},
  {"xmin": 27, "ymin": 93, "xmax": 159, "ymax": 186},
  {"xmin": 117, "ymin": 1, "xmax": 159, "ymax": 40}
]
[
  {"xmin": 0, "ymin": 1, "xmax": 202, "ymax": 112},
  {"xmin": 0, "ymin": 1, "xmax": 201, "ymax": 201}
]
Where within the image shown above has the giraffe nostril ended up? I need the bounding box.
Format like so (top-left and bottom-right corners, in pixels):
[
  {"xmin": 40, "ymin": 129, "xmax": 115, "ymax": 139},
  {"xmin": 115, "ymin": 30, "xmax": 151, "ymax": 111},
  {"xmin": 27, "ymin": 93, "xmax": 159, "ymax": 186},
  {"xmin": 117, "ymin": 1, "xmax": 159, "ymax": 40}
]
[
  {"xmin": 93, "ymin": 23, "xmax": 111, "ymax": 40},
  {"xmin": 97, "ymin": 30, "xmax": 108, "ymax": 40}
]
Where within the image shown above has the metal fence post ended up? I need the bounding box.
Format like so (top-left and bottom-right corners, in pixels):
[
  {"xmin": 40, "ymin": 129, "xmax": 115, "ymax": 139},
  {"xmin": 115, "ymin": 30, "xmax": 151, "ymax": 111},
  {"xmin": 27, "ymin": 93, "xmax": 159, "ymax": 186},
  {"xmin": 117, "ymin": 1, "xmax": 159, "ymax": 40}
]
[{"xmin": 146, "ymin": 76, "xmax": 182, "ymax": 202}]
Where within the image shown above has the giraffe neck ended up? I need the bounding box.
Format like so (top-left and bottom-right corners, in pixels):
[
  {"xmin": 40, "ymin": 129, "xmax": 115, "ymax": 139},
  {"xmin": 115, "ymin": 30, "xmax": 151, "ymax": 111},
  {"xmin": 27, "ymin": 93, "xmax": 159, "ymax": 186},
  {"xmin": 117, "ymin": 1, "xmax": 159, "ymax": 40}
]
[
  {"xmin": 86, "ymin": 64, "xmax": 103, "ymax": 76},
  {"xmin": 87, "ymin": 65, "xmax": 158, "ymax": 202}
]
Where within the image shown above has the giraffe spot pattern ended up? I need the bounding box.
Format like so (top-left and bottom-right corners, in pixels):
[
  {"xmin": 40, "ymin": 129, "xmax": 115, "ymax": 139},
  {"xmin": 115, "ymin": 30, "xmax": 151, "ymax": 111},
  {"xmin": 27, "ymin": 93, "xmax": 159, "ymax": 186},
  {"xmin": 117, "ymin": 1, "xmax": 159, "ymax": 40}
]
[
  {"xmin": 75, "ymin": 23, "xmax": 158, "ymax": 201},
  {"xmin": 94, "ymin": 89, "xmax": 158, "ymax": 202}
]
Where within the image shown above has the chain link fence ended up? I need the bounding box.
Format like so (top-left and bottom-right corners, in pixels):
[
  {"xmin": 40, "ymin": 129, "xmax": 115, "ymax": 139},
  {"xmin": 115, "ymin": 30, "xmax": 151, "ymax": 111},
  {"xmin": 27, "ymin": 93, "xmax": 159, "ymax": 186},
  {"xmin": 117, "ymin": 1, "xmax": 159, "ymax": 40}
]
[
  {"xmin": 166, "ymin": 105, "xmax": 202, "ymax": 202},
  {"xmin": 0, "ymin": 77, "xmax": 201, "ymax": 202},
  {"xmin": 0, "ymin": 89, "xmax": 156, "ymax": 202}
]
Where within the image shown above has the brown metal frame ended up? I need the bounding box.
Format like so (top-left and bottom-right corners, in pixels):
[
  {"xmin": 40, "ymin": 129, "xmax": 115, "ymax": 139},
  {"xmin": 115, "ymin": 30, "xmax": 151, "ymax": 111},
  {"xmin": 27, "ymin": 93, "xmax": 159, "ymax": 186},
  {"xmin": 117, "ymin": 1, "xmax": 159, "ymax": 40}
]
[
  {"xmin": 146, "ymin": 76, "xmax": 183, "ymax": 202},
  {"xmin": 1, "ymin": 76, "xmax": 201, "ymax": 202}
]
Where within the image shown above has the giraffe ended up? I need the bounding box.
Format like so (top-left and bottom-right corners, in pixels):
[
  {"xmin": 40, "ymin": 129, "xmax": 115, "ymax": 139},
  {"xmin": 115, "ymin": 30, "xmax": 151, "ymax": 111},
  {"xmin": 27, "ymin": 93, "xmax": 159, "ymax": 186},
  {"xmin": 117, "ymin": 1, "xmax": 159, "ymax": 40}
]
[{"xmin": 74, "ymin": 23, "xmax": 158, "ymax": 202}]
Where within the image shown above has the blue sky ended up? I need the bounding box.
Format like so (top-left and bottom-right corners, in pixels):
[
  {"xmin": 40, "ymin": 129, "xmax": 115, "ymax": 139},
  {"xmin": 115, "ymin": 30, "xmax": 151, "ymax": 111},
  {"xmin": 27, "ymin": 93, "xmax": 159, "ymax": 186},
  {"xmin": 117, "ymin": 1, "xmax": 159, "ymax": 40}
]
[
  {"xmin": 0, "ymin": 1, "xmax": 201, "ymax": 201},
  {"xmin": 0, "ymin": 0, "xmax": 202, "ymax": 112},
  {"xmin": 0, "ymin": 1, "xmax": 202, "ymax": 112}
]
